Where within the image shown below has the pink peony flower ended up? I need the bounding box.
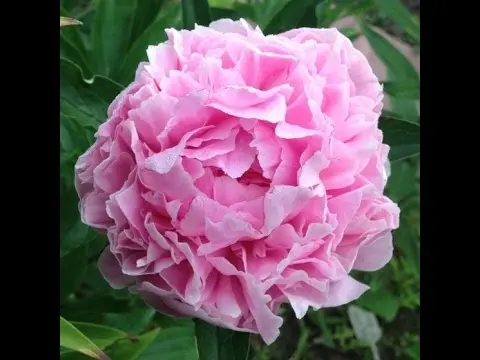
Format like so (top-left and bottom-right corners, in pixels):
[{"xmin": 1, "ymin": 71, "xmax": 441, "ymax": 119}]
[{"xmin": 75, "ymin": 19, "xmax": 400, "ymax": 344}]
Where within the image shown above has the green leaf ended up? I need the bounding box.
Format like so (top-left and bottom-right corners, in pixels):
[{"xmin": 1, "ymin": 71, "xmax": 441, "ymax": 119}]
[
  {"xmin": 315, "ymin": 0, "xmax": 344, "ymax": 28},
  {"xmin": 91, "ymin": 0, "xmax": 138, "ymax": 75},
  {"xmin": 372, "ymin": 0, "xmax": 420, "ymax": 43},
  {"xmin": 232, "ymin": 3, "xmax": 256, "ymax": 21},
  {"xmin": 72, "ymin": 323, "xmax": 127, "ymax": 348},
  {"xmin": 355, "ymin": 289, "xmax": 400, "ymax": 321},
  {"xmin": 104, "ymin": 328, "xmax": 160, "ymax": 360},
  {"xmin": 195, "ymin": 320, "xmax": 250, "ymax": 360},
  {"xmin": 112, "ymin": 4, "xmax": 181, "ymax": 85},
  {"xmin": 386, "ymin": 161, "xmax": 417, "ymax": 203},
  {"xmin": 390, "ymin": 97, "xmax": 418, "ymax": 123},
  {"xmin": 386, "ymin": 71, "xmax": 419, "ymax": 122},
  {"xmin": 61, "ymin": 293, "xmax": 133, "ymax": 325},
  {"xmin": 379, "ymin": 116, "xmax": 420, "ymax": 162},
  {"xmin": 60, "ymin": 316, "xmax": 109, "ymax": 359},
  {"xmin": 60, "ymin": 218, "xmax": 99, "ymax": 259},
  {"xmin": 383, "ymin": 80, "xmax": 419, "ymax": 100},
  {"xmin": 61, "ymin": 322, "xmax": 128, "ymax": 356},
  {"xmin": 60, "ymin": 35, "xmax": 94, "ymax": 79},
  {"xmin": 60, "ymin": 112, "xmax": 92, "ymax": 154},
  {"xmin": 405, "ymin": 339, "xmax": 420, "ymax": 360},
  {"xmin": 127, "ymin": 0, "xmax": 166, "ymax": 48},
  {"xmin": 360, "ymin": 24, "xmax": 419, "ymax": 86},
  {"xmin": 264, "ymin": 0, "xmax": 321, "ymax": 35},
  {"xmin": 297, "ymin": 4, "xmax": 318, "ymax": 29},
  {"xmin": 210, "ymin": 7, "xmax": 241, "ymax": 21},
  {"xmin": 253, "ymin": 0, "xmax": 290, "ymax": 30},
  {"xmin": 395, "ymin": 217, "xmax": 420, "ymax": 276},
  {"xmin": 137, "ymin": 323, "xmax": 198, "ymax": 360},
  {"xmin": 60, "ymin": 6, "xmax": 89, "ymax": 58},
  {"xmin": 60, "ymin": 111, "xmax": 93, "ymax": 186},
  {"xmin": 307, "ymin": 311, "xmax": 335, "ymax": 348},
  {"xmin": 104, "ymin": 308, "xmax": 156, "ymax": 335},
  {"xmin": 316, "ymin": 0, "xmax": 372, "ymax": 28},
  {"xmin": 60, "ymin": 243, "xmax": 88, "ymax": 304},
  {"xmin": 60, "ymin": 58, "xmax": 124, "ymax": 129},
  {"xmin": 59, "ymin": 179, "xmax": 101, "ymax": 259},
  {"xmin": 340, "ymin": 27, "xmax": 361, "ymax": 42},
  {"xmin": 61, "ymin": 294, "xmax": 132, "ymax": 321},
  {"xmin": 61, "ymin": 0, "xmax": 80, "ymax": 13},
  {"xmin": 182, "ymin": 0, "xmax": 212, "ymax": 29},
  {"xmin": 83, "ymin": 263, "xmax": 112, "ymax": 292}
]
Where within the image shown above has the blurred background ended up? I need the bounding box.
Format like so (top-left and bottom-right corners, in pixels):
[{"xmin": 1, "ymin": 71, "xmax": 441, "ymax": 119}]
[{"xmin": 60, "ymin": 1, "xmax": 420, "ymax": 359}]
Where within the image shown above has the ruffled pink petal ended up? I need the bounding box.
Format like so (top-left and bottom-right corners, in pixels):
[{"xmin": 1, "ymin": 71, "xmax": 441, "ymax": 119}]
[{"xmin": 98, "ymin": 248, "xmax": 135, "ymax": 289}]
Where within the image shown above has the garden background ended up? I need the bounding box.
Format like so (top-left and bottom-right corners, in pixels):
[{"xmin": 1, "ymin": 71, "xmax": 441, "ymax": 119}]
[{"xmin": 60, "ymin": 1, "xmax": 420, "ymax": 359}]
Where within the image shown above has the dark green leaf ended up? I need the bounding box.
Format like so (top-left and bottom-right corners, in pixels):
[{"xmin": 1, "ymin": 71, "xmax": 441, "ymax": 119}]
[
  {"xmin": 355, "ymin": 289, "xmax": 400, "ymax": 321},
  {"xmin": 383, "ymin": 80, "xmax": 419, "ymax": 100},
  {"xmin": 315, "ymin": 0, "xmax": 344, "ymax": 28},
  {"xmin": 112, "ymin": 4, "xmax": 181, "ymax": 85},
  {"xmin": 60, "ymin": 6, "xmax": 89, "ymax": 59},
  {"xmin": 386, "ymin": 161, "xmax": 417, "ymax": 203},
  {"xmin": 264, "ymin": 0, "xmax": 322, "ymax": 35},
  {"xmin": 195, "ymin": 319, "xmax": 250, "ymax": 360},
  {"xmin": 297, "ymin": 4, "xmax": 318, "ymax": 28},
  {"xmin": 60, "ymin": 112, "xmax": 91, "ymax": 186},
  {"xmin": 60, "ymin": 112, "xmax": 92, "ymax": 154},
  {"xmin": 395, "ymin": 217, "xmax": 420, "ymax": 276},
  {"xmin": 60, "ymin": 219, "xmax": 98, "ymax": 258},
  {"xmin": 60, "ymin": 35, "xmax": 94, "ymax": 78},
  {"xmin": 361, "ymin": 24, "xmax": 419, "ymax": 86},
  {"xmin": 91, "ymin": 0, "xmax": 138, "ymax": 75},
  {"xmin": 88, "ymin": 236, "xmax": 108, "ymax": 260},
  {"xmin": 387, "ymin": 70, "xmax": 419, "ymax": 122},
  {"xmin": 128, "ymin": 0, "xmax": 166, "ymax": 47},
  {"xmin": 60, "ymin": 243, "xmax": 88, "ymax": 304},
  {"xmin": 316, "ymin": 0, "xmax": 372, "ymax": 28},
  {"xmin": 390, "ymin": 97, "xmax": 418, "ymax": 123},
  {"xmin": 182, "ymin": 0, "xmax": 212, "ymax": 29},
  {"xmin": 61, "ymin": 351, "xmax": 93, "ymax": 360},
  {"xmin": 59, "ymin": 180, "xmax": 100, "ymax": 259},
  {"xmin": 210, "ymin": 7, "xmax": 241, "ymax": 21},
  {"xmin": 406, "ymin": 339, "xmax": 420, "ymax": 360},
  {"xmin": 372, "ymin": 0, "xmax": 420, "ymax": 43},
  {"xmin": 61, "ymin": 0, "xmax": 80, "ymax": 13},
  {"xmin": 232, "ymin": 3, "xmax": 256, "ymax": 21},
  {"xmin": 253, "ymin": 0, "xmax": 290, "ymax": 29},
  {"xmin": 379, "ymin": 117, "xmax": 420, "ymax": 162},
  {"xmin": 339, "ymin": 27, "xmax": 361, "ymax": 42},
  {"xmin": 61, "ymin": 295, "xmax": 132, "ymax": 322},
  {"xmin": 367, "ymin": 268, "xmax": 391, "ymax": 293},
  {"xmin": 60, "ymin": 316, "xmax": 108, "ymax": 359},
  {"xmin": 307, "ymin": 311, "xmax": 335, "ymax": 348},
  {"xmin": 60, "ymin": 58, "xmax": 124, "ymax": 129},
  {"xmin": 83, "ymin": 263, "xmax": 112, "ymax": 292}
]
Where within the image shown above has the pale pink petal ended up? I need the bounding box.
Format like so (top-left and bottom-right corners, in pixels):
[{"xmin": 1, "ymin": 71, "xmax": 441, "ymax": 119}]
[
  {"xmin": 98, "ymin": 248, "xmax": 135, "ymax": 289},
  {"xmin": 353, "ymin": 231, "xmax": 394, "ymax": 271},
  {"xmin": 262, "ymin": 186, "xmax": 314, "ymax": 234},
  {"xmin": 323, "ymin": 276, "xmax": 369, "ymax": 307}
]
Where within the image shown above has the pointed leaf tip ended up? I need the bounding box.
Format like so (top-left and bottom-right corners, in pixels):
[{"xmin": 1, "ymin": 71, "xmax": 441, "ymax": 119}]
[{"xmin": 60, "ymin": 17, "xmax": 82, "ymax": 27}]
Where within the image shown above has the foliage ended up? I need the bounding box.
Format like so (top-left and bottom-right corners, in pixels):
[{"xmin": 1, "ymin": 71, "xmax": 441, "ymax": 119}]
[{"xmin": 60, "ymin": 0, "xmax": 420, "ymax": 359}]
